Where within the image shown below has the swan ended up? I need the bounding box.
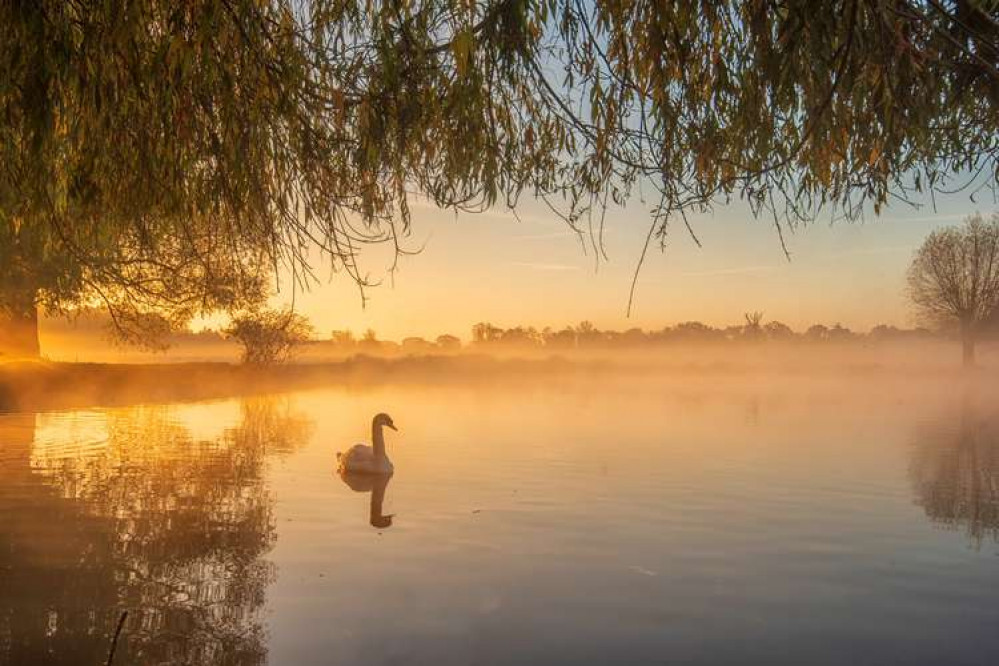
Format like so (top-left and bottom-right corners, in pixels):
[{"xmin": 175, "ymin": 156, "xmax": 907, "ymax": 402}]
[{"xmin": 337, "ymin": 413, "xmax": 398, "ymax": 474}]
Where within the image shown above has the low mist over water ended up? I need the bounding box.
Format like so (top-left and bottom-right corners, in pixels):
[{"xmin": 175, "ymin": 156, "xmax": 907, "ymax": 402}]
[{"xmin": 2, "ymin": 374, "xmax": 997, "ymax": 665}]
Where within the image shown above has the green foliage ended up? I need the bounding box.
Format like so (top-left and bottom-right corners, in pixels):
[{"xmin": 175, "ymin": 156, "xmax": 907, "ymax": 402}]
[
  {"xmin": 224, "ymin": 309, "xmax": 313, "ymax": 365},
  {"xmin": 2, "ymin": 1, "xmax": 998, "ymax": 345}
]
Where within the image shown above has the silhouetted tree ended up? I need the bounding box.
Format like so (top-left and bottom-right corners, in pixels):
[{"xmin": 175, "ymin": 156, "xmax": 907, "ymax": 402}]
[
  {"xmin": 5, "ymin": 2, "xmax": 999, "ymax": 355},
  {"xmin": 908, "ymin": 214, "xmax": 999, "ymax": 367},
  {"xmin": 669, "ymin": 322, "xmax": 724, "ymax": 342},
  {"xmin": 435, "ymin": 334, "xmax": 461, "ymax": 351},
  {"xmin": 471, "ymin": 323, "xmax": 503, "ymax": 345},
  {"xmin": 827, "ymin": 323, "xmax": 856, "ymax": 342},
  {"xmin": 869, "ymin": 324, "xmax": 901, "ymax": 341},
  {"xmin": 330, "ymin": 330, "xmax": 356, "ymax": 347},
  {"xmin": 621, "ymin": 328, "xmax": 648, "ymax": 346},
  {"xmin": 224, "ymin": 310, "xmax": 313, "ymax": 365},
  {"xmin": 764, "ymin": 321, "xmax": 795, "ymax": 341},
  {"xmin": 499, "ymin": 326, "xmax": 542, "ymax": 347},
  {"xmin": 543, "ymin": 326, "xmax": 577, "ymax": 349},
  {"xmin": 806, "ymin": 324, "xmax": 830, "ymax": 341},
  {"xmin": 401, "ymin": 337, "xmax": 433, "ymax": 353},
  {"xmin": 574, "ymin": 321, "xmax": 602, "ymax": 347}
]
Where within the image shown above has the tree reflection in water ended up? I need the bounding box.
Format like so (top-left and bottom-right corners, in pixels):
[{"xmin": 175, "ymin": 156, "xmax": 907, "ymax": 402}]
[
  {"xmin": 910, "ymin": 391, "xmax": 999, "ymax": 548},
  {"xmin": 0, "ymin": 397, "xmax": 312, "ymax": 665}
]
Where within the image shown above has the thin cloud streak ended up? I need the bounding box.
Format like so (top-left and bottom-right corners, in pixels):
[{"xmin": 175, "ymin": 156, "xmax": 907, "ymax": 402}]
[
  {"xmin": 508, "ymin": 261, "xmax": 581, "ymax": 272},
  {"xmin": 514, "ymin": 228, "xmax": 616, "ymax": 241},
  {"xmin": 514, "ymin": 231, "xmax": 581, "ymax": 241},
  {"xmin": 875, "ymin": 212, "xmax": 966, "ymax": 224},
  {"xmin": 680, "ymin": 265, "xmax": 781, "ymax": 278},
  {"xmin": 679, "ymin": 245, "xmax": 915, "ymax": 278},
  {"xmin": 837, "ymin": 244, "xmax": 913, "ymax": 256}
]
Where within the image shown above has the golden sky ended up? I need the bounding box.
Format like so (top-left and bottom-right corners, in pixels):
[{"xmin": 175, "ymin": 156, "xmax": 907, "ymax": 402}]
[{"xmin": 274, "ymin": 193, "xmax": 984, "ymax": 341}]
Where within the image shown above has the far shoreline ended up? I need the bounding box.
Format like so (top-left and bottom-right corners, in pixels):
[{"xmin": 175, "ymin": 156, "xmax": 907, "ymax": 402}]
[{"xmin": 1, "ymin": 346, "xmax": 996, "ymax": 414}]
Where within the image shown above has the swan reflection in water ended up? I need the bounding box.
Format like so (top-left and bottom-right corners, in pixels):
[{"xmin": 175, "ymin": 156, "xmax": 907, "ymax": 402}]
[{"xmin": 338, "ymin": 471, "xmax": 395, "ymax": 528}]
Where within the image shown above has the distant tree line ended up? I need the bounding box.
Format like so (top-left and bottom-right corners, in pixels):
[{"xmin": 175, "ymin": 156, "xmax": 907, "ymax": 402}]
[
  {"xmin": 320, "ymin": 317, "xmax": 953, "ymax": 354},
  {"xmin": 462, "ymin": 318, "xmax": 950, "ymax": 350},
  {"xmin": 44, "ymin": 306, "xmax": 987, "ymax": 357}
]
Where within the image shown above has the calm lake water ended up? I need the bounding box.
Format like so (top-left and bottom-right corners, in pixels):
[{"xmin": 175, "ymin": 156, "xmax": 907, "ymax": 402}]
[{"xmin": 1, "ymin": 376, "xmax": 998, "ymax": 665}]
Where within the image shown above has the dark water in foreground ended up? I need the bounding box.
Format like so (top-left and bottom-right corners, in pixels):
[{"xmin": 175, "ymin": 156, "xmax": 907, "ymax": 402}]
[{"xmin": 1, "ymin": 377, "xmax": 998, "ymax": 665}]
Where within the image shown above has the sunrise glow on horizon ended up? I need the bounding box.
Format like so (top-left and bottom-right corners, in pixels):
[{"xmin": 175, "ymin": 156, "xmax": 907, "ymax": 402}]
[{"xmin": 273, "ymin": 194, "xmax": 984, "ymax": 341}]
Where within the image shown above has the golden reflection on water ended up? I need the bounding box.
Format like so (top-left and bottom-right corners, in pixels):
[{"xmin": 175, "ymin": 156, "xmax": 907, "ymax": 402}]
[
  {"xmin": 1, "ymin": 378, "xmax": 999, "ymax": 665},
  {"xmin": 0, "ymin": 398, "xmax": 311, "ymax": 666}
]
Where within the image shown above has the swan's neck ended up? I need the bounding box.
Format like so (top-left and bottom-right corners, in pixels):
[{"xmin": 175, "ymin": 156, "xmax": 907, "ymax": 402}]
[{"xmin": 372, "ymin": 422, "xmax": 387, "ymax": 459}]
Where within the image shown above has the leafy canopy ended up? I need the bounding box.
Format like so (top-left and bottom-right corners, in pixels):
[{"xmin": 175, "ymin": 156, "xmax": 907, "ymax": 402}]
[{"xmin": 2, "ymin": 0, "xmax": 998, "ymax": 335}]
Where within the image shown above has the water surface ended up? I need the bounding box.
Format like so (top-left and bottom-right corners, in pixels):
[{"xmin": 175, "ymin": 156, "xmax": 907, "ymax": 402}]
[{"xmin": 1, "ymin": 377, "xmax": 998, "ymax": 665}]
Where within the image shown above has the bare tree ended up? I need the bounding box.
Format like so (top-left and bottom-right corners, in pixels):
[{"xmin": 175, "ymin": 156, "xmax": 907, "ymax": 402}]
[
  {"xmin": 908, "ymin": 214, "xmax": 999, "ymax": 367},
  {"xmin": 224, "ymin": 310, "xmax": 313, "ymax": 365},
  {"xmin": 330, "ymin": 330, "xmax": 356, "ymax": 347},
  {"xmin": 743, "ymin": 311, "xmax": 764, "ymax": 339}
]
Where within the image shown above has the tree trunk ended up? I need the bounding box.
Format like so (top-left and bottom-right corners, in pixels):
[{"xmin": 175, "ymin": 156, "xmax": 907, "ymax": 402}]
[
  {"xmin": 961, "ymin": 324, "xmax": 976, "ymax": 369},
  {"xmin": 0, "ymin": 292, "xmax": 40, "ymax": 359}
]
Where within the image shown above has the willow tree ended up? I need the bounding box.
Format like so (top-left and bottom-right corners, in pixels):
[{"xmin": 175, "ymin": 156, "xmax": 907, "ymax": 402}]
[
  {"xmin": 3, "ymin": 1, "xmax": 999, "ymax": 357},
  {"xmin": 908, "ymin": 214, "xmax": 999, "ymax": 367}
]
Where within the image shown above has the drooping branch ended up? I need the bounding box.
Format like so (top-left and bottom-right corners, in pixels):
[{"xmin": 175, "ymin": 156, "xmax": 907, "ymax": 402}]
[{"xmin": 2, "ymin": 1, "xmax": 999, "ymax": 345}]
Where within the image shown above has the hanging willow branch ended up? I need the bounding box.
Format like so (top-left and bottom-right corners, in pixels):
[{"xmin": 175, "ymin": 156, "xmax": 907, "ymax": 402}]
[{"xmin": 1, "ymin": 1, "xmax": 998, "ymax": 341}]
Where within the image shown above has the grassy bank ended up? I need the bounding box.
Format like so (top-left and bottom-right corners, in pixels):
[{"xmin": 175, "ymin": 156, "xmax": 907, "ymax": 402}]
[
  {"xmin": 0, "ymin": 345, "xmax": 992, "ymax": 413},
  {"xmin": 0, "ymin": 355, "xmax": 587, "ymax": 412}
]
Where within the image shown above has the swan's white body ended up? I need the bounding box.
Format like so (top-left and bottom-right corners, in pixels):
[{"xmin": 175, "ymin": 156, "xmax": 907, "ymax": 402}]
[
  {"xmin": 337, "ymin": 413, "xmax": 397, "ymax": 475},
  {"xmin": 337, "ymin": 444, "xmax": 394, "ymax": 474}
]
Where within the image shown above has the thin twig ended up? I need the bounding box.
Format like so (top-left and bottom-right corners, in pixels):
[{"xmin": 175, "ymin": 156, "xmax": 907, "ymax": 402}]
[
  {"xmin": 105, "ymin": 611, "xmax": 128, "ymax": 666},
  {"xmin": 627, "ymin": 214, "xmax": 662, "ymax": 317}
]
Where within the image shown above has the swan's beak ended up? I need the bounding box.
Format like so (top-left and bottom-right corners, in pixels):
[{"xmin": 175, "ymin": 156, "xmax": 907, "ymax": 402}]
[{"xmin": 387, "ymin": 422, "xmax": 398, "ymax": 431}]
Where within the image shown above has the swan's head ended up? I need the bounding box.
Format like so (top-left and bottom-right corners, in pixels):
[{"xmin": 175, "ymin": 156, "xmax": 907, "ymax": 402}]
[{"xmin": 373, "ymin": 412, "xmax": 397, "ymax": 432}]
